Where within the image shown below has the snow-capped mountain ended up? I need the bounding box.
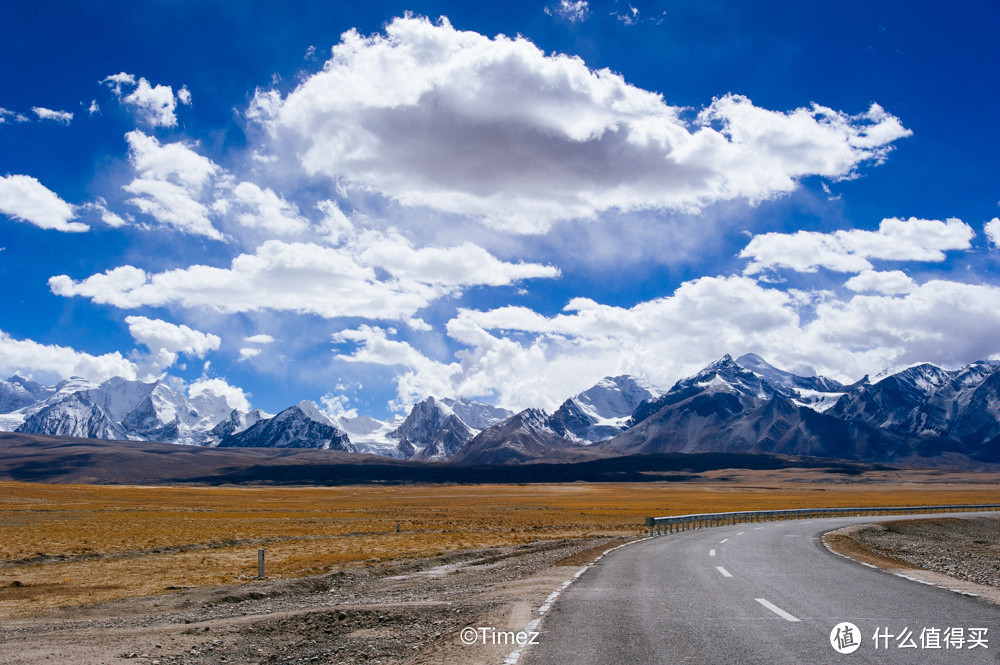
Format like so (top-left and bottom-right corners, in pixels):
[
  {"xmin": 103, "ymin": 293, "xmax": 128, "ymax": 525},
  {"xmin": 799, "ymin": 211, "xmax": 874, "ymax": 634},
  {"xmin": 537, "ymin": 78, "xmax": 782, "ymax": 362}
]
[
  {"xmin": 438, "ymin": 397, "xmax": 512, "ymax": 431},
  {"xmin": 450, "ymin": 408, "xmax": 579, "ymax": 464},
  {"xmin": 548, "ymin": 375, "xmax": 661, "ymax": 442},
  {"xmin": 335, "ymin": 414, "xmax": 405, "ymax": 458},
  {"xmin": 219, "ymin": 400, "xmax": 355, "ymax": 451},
  {"xmin": 7, "ymin": 376, "xmax": 239, "ymax": 445},
  {"xmin": 207, "ymin": 408, "xmax": 267, "ymax": 445},
  {"xmin": 17, "ymin": 392, "xmax": 128, "ymax": 440},
  {"xmin": 0, "ymin": 375, "xmax": 55, "ymax": 413},
  {"xmin": 9, "ymin": 353, "xmax": 1000, "ymax": 467},
  {"xmin": 829, "ymin": 361, "xmax": 1000, "ymax": 448},
  {"xmin": 387, "ymin": 397, "xmax": 475, "ymax": 460},
  {"xmin": 734, "ymin": 353, "xmax": 845, "ymax": 411}
]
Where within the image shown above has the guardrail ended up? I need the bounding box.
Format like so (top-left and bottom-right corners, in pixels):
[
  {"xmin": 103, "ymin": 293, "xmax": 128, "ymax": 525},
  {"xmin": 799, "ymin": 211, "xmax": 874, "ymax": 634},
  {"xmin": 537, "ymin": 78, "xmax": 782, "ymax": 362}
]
[{"xmin": 644, "ymin": 504, "xmax": 1000, "ymax": 536}]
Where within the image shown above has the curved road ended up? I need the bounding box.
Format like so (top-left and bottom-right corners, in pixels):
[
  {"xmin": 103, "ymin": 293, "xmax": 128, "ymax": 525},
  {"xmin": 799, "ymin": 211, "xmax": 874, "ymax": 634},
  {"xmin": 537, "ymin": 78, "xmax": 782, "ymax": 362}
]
[{"xmin": 522, "ymin": 513, "xmax": 1000, "ymax": 664}]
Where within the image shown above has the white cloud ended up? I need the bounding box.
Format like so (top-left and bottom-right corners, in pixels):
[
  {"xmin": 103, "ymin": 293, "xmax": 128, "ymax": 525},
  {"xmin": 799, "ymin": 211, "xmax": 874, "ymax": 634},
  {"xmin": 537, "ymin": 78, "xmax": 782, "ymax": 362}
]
[
  {"xmin": 333, "ymin": 271, "xmax": 1000, "ymax": 411},
  {"xmin": 985, "ymin": 217, "xmax": 1000, "ymax": 248},
  {"xmin": 615, "ymin": 5, "xmax": 640, "ymax": 25},
  {"xmin": 87, "ymin": 100, "xmax": 100, "ymax": 116},
  {"xmin": 253, "ymin": 16, "xmax": 909, "ymax": 233},
  {"xmin": 126, "ymin": 130, "xmax": 218, "ymax": 188},
  {"xmin": 0, "ymin": 328, "xmax": 137, "ymax": 383},
  {"xmin": 844, "ymin": 270, "xmax": 916, "ymax": 295},
  {"xmin": 546, "ymin": 0, "xmax": 590, "ymax": 22},
  {"xmin": 320, "ymin": 392, "xmax": 357, "ymax": 419},
  {"xmin": 741, "ymin": 217, "xmax": 974, "ymax": 274},
  {"xmin": 238, "ymin": 347, "xmax": 262, "ymax": 361},
  {"xmin": 0, "ymin": 108, "xmax": 29, "ymax": 123},
  {"xmin": 214, "ymin": 181, "xmax": 309, "ymax": 235},
  {"xmin": 316, "ymin": 199, "xmax": 353, "ymax": 243},
  {"xmin": 244, "ymin": 334, "xmax": 275, "ymax": 344},
  {"xmin": 81, "ymin": 199, "xmax": 128, "ymax": 228},
  {"xmin": 353, "ymin": 230, "xmax": 560, "ymax": 286},
  {"xmin": 0, "ymin": 174, "xmax": 87, "ymax": 232},
  {"xmin": 32, "ymin": 107, "xmax": 73, "ymax": 124},
  {"xmin": 809, "ymin": 280, "xmax": 1000, "ymax": 369},
  {"xmin": 188, "ymin": 377, "xmax": 250, "ymax": 412},
  {"xmin": 125, "ymin": 315, "xmax": 221, "ymax": 374},
  {"xmin": 49, "ymin": 241, "xmax": 440, "ymax": 319},
  {"xmin": 50, "ymin": 235, "xmax": 559, "ymax": 320},
  {"xmin": 102, "ymin": 72, "xmax": 188, "ymax": 127},
  {"xmin": 123, "ymin": 130, "xmax": 222, "ymax": 239}
]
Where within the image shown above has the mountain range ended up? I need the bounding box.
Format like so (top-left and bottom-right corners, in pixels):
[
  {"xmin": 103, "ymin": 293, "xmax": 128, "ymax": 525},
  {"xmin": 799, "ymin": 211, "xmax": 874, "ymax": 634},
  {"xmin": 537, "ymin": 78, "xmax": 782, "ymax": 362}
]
[{"xmin": 3, "ymin": 353, "xmax": 1000, "ymax": 468}]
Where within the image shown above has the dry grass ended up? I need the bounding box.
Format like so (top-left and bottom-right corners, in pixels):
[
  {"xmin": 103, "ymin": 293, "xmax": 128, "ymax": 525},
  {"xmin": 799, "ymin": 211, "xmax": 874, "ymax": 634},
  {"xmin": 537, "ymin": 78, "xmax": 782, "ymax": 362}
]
[{"xmin": 2, "ymin": 471, "xmax": 999, "ymax": 618}]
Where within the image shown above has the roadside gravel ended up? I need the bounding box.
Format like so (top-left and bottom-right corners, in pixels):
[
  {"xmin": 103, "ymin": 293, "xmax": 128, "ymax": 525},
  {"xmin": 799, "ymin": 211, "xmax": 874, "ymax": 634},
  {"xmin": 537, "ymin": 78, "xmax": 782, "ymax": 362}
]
[
  {"xmin": 847, "ymin": 516, "xmax": 1000, "ymax": 589},
  {"xmin": 0, "ymin": 536, "xmax": 624, "ymax": 665}
]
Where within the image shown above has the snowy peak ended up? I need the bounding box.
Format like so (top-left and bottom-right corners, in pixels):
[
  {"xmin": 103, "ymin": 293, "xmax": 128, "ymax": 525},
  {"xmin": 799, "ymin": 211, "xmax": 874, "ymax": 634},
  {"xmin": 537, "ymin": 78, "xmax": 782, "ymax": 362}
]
[
  {"xmin": 17, "ymin": 393, "xmax": 127, "ymax": 440},
  {"xmin": 0, "ymin": 376, "xmax": 53, "ymax": 415},
  {"xmin": 574, "ymin": 375, "xmax": 659, "ymax": 419},
  {"xmin": 219, "ymin": 402, "xmax": 354, "ymax": 451},
  {"xmin": 549, "ymin": 375, "xmax": 661, "ymax": 442},
  {"xmin": 336, "ymin": 414, "xmax": 404, "ymax": 458},
  {"xmin": 735, "ymin": 353, "xmax": 844, "ymax": 394},
  {"xmin": 439, "ymin": 397, "xmax": 513, "ymax": 431},
  {"xmin": 390, "ymin": 397, "xmax": 475, "ymax": 461},
  {"xmin": 293, "ymin": 399, "xmax": 334, "ymax": 426}
]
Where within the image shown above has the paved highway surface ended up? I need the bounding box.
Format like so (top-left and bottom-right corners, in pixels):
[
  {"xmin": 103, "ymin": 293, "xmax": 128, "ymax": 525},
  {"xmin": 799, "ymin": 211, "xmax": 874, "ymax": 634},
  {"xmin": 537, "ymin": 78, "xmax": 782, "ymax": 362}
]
[{"xmin": 522, "ymin": 513, "xmax": 1000, "ymax": 664}]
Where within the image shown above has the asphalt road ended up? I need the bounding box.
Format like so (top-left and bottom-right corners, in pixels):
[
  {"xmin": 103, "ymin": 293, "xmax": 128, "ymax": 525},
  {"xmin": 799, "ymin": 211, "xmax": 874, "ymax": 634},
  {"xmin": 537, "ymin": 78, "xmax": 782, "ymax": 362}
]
[{"xmin": 521, "ymin": 513, "xmax": 1000, "ymax": 664}]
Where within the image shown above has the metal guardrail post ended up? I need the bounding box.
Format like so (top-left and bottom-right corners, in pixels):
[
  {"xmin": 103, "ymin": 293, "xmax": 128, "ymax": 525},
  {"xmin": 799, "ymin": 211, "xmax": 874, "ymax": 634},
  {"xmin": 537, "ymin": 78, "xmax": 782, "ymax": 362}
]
[{"xmin": 646, "ymin": 504, "xmax": 1000, "ymax": 534}]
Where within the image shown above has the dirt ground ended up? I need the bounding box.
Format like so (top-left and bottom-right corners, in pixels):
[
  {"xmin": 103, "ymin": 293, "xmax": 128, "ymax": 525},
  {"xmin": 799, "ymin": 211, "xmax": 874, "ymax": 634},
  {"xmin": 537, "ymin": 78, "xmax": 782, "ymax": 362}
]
[
  {"xmin": 825, "ymin": 515, "xmax": 1000, "ymax": 605},
  {"xmin": 0, "ymin": 536, "xmax": 626, "ymax": 665}
]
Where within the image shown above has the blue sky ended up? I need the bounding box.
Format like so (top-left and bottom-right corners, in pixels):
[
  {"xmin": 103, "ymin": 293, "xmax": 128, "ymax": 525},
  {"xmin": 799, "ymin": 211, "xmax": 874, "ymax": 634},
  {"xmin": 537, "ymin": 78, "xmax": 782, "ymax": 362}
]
[{"xmin": 1, "ymin": 0, "xmax": 998, "ymax": 419}]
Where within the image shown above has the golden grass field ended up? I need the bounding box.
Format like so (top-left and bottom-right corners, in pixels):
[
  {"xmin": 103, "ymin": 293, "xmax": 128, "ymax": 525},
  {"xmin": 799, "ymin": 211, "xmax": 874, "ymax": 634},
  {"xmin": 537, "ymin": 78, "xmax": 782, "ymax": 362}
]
[{"xmin": 2, "ymin": 469, "xmax": 1000, "ymax": 619}]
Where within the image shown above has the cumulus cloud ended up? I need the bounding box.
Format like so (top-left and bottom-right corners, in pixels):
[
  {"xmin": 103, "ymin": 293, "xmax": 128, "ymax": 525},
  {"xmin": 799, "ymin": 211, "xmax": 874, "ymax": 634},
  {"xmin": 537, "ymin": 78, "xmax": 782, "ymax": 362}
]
[
  {"xmin": 985, "ymin": 217, "xmax": 1000, "ymax": 248},
  {"xmin": 102, "ymin": 72, "xmax": 189, "ymax": 127},
  {"xmin": 188, "ymin": 377, "xmax": 251, "ymax": 412},
  {"xmin": 213, "ymin": 181, "xmax": 309, "ymax": 235},
  {"xmin": 741, "ymin": 217, "xmax": 974, "ymax": 274},
  {"xmin": 125, "ymin": 315, "xmax": 221, "ymax": 373},
  {"xmin": 244, "ymin": 334, "xmax": 275, "ymax": 344},
  {"xmin": 546, "ymin": 0, "xmax": 590, "ymax": 22},
  {"xmin": 352, "ymin": 230, "xmax": 560, "ymax": 286},
  {"xmin": 252, "ymin": 16, "xmax": 908, "ymax": 233},
  {"xmin": 123, "ymin": 130, "xmax": 223, "ymax": 239},
  {"xmin": 0, "ymin": 328, "xmax": 137, "ymax": 383},
  {"xmin": 332, "ymin": 271, "xmax": 1000, "ymax": 411},
  {"xmin": 0, "ymin": 174, "xmax": 87, "ymax": 232},
  {"xmin": 238, "ymin": 347, "xmax": 262, "ymax": 361},
  {"xmin": 32, "ymin": 107, "xmax": 73, "ymax": 124},
  {"xmin": 844, "ymin": 270, "xmax": 916, "ymax": 295},
  {"xmin": 50, "ymin": 234, "xmax": 559, "ymax": 320}
]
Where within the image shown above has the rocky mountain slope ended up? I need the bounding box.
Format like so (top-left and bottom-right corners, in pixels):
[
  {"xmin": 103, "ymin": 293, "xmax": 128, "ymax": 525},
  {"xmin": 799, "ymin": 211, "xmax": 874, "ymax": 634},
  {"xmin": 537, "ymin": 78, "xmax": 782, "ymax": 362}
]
[{"xmin": 6, "ymin": 353, "xmax": 1000, "ymax": 467}]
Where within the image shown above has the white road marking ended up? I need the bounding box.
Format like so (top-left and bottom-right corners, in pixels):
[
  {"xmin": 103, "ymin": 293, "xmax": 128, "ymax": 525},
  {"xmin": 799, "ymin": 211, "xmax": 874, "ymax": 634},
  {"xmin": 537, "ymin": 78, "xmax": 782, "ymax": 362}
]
[
  {"xmin": 754, "ymin": 527, "xmax": 763, "ymax": 530},
  {"xmin": 709, "ymin": 549, "xmax": 716, "ymax": 556},
  {"xmin": 755, "ymin": 598, "xmax": 800, "ymax": 622},
  {"xmin": 736, "ymin": 531, "xmax": 745, "ymax": 536},
  {"xmin": 716, "ymin": 566, "xmax": 733, "ymax": 578},
  {"xmin": 504, "ymin": 537, "xmax": 651, "ymax": 665},
  {"xmin": 719, "ymin": 538, "xmax": 729, "ymax": 544}
]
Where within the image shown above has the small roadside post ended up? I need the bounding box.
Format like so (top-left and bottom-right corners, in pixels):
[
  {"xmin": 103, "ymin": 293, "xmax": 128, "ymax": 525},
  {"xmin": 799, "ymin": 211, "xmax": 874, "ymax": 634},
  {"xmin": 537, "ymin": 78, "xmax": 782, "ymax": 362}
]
[
  {"xmin": 257, "ymin": 548, "xmax": 266, "ymax": 579},
  {"xmin": 645, "ymin": 516, "xmax": 655, "ymax": 537}
]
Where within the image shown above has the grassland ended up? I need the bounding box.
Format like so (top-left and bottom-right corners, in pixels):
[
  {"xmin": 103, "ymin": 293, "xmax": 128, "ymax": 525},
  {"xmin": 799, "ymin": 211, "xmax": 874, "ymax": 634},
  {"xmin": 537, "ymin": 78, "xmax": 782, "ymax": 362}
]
[{"xmin": 2, "ymin": 469, "xmax": 999, "ymax": 619}]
